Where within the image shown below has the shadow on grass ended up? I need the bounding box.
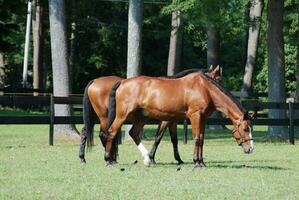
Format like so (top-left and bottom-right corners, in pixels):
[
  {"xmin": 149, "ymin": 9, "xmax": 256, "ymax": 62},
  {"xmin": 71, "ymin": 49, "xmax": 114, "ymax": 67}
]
[
  {"xmin": 208, "ymin": 164, "xmax": 288, "ymax": 170},
  {"xmin": 142, "ymin": 126, "xmax": 269, "ymax": 142},
  {"xmin": 153, "ymin": 160, "xmax": 289, "ymax": 171}
]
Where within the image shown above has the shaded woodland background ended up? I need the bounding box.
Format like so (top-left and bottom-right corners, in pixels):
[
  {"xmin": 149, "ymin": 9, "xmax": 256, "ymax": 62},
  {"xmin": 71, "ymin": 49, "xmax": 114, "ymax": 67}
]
[
  {"xmin": 0, "ymin": 0, "xmax": 297, "ymax": 93},
  {"xmin": 0, "ymin": 0, "xmax": 298, "ymax": 138}
]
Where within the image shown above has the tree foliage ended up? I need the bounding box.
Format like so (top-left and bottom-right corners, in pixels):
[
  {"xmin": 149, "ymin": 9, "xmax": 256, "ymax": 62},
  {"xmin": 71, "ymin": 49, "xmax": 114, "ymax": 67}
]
[{"xmin": 0, "ymin": 0, "xmax": 298, "ymax": 95}]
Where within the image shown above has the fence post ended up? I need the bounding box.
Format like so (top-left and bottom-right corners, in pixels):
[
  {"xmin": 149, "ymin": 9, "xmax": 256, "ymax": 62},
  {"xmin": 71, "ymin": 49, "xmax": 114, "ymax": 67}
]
[
  {"xmin": 288, "ymin": 99, "xmax": 295, "ymax": 145},
  {"xmin": 49, "ymin": 94, "xmax": 54, "ymax": 146},
  {"xmin": 183, "ymin": 120, "xmax": 188, "ymax": 144}
]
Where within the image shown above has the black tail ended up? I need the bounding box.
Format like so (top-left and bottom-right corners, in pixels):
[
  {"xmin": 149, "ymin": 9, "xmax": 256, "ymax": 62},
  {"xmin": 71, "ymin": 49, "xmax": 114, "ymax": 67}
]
[
  {"xmin": 107, "ymin": 81, "xmax": 121, "ymax": 129},
  {"xmin": 107, "ymin": 81, "xmax": 121, "ymax": 162},
  {"xmin": 83, "ymin": 80, "xmax": 96, "ymax": 148}
]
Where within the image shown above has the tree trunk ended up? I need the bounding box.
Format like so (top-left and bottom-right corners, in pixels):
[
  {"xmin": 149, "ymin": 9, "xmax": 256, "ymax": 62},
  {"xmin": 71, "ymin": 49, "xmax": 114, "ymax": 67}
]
[
  {"xmin": 241, "ymin": 0, "xmax": 264, "ymax": 97},
  {"xmin": 48, "ymin": 0, "xmax": 79, "ymax": 136},
  {"xmin": 22, "ymin": 1, "xmax": 32, "ymax": 88},
  {"xmin": 127, "ymin": 0, "xmax": 143, "ymax": 77},
  {"xmin": 69, "ymin": 22, "xmax": 76, "ymax": 89},
  {"xmin": 298, "ymin": 1, "xmax": 299, "ymax": 95},
  {"xmin": 207, "ymin": 26, "xmax": 220, "ymax": 68},
  {"xmin": 0, "ymin": 52, "xmax": 5, "ymax": 90},
  {"xmin": 207, "ymin": 25, "xmax": 225, "ymax": 130},
  {"xmin": 295, "ymin": 1, "xmax": 299, "ymax": 128},
  {"xmin": 167, "ymin": 9, "xmax": 183, "ymax": 76},
  {"xmin": 267, "ymin": 0, "xmax": 287, "ymax": 138},
  {"xmin": 32, "ymin": 0, "xmax": 44, "ymax": 96},
  {"xmin": 125, "ymin": 0, "xmax": 143, "ymax": 139}
]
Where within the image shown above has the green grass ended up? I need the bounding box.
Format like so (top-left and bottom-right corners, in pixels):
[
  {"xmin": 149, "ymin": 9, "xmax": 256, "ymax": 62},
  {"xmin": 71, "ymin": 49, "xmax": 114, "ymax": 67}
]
[
  {"xmin": 0, "ymin": 107, "xmax": 48, "ymax": 116},
  {"xmin": 0, "ymin": 125, "xmax": 299, "ymax": 200}
]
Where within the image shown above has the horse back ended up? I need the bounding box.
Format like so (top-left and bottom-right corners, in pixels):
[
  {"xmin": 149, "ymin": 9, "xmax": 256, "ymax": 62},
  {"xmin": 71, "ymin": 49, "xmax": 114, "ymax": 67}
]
[
  {"xmin": 88, "ymin": 76, "xmax": 123, "ymax": 118},
  {"xmin": 116, "ymin": 76, "xmax": 190, "ymax": 119}
]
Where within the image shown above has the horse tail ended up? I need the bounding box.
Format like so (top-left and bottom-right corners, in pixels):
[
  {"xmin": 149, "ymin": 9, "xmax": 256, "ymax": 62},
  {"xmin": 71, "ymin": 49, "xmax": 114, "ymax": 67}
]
[
  {"xmin": 107, "ymin": 81, "xmax": 122, "ymax": 161},
  {"xmin": 107, "ymin": 81, "xmax": 121, "ymax": 129},
  {"xmin": 83, "ymin": 80, "xmax": 96, "ymax": 148}
]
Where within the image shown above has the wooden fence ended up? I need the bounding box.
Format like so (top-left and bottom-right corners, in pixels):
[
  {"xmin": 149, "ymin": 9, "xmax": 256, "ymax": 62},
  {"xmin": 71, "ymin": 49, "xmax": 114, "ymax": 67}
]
[{"xmin": 0, "ymin": 95, "xmax": 298, "ymax": 145}]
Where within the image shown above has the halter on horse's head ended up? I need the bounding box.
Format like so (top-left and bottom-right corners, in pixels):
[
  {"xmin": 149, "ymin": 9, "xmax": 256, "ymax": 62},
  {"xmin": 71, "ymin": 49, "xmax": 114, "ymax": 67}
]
[
  {"xmin": 200, "ymin": 73, "xmax": 254, "ymax": 154},
  {"xmin": 232, "ymin": 111, "xmax": 254, "ymax": 154}
]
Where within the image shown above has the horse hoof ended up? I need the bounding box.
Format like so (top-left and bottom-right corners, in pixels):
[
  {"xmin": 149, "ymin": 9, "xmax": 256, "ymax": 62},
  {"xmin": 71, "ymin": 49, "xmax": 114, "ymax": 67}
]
[
  {"xmin": 177, "ymin": 160, "xmax": 184, "ymax": 165},
  {"xmin": 194, "ymin": 161, "xmax": 206, "ymax": 169},
  {"xmin": 80, "ymin": 158, "xmax": 86, "ymax": 164},
  {"xmin": 106, "ymin": 160, "xmax": 117, "ymax": 167},
  {"xmin": 143, "ymin": 157, "xmax": 151, "ymax": 167},
  {"xmin": 150, "ymin": 158, "xmax": 156, "ymax": 165}
]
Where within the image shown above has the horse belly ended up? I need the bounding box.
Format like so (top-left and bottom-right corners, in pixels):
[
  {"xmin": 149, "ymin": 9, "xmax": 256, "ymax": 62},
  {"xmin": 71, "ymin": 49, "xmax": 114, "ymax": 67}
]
[{"xmin": 146, "ymin": 109, "xmax": 185, "ymax": 121}]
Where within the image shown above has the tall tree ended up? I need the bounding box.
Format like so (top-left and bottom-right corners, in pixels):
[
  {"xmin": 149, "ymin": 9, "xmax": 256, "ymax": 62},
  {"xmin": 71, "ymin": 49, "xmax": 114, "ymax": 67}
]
[
  {"xmin": 298, "ymin": 0, "xmax": 299, "ymax": 93},
  {"xmin": 207, "ymin": 25, "xmax": 219, "ymax": 68},
  {"xmin": 32, "ymin": 0, "xmax": 44, "ymax": 95},
  {"xmin": 241, "ymin": 0, "xmax": 264, "ymax": 96},
  {"xmin": 295, "ymin": 0, "xmax": 299, "ymax": 122},
  {"xmin": 167, "ymin": 8, "xmax": 182, "ymax": 76},
  {"xmin": 206, "ymin": 25, "xmax": 225, "ymax": 130},
  {"xmin": 48, "ymin": 0, "xmax": 79, "ymax": 136},
  {"xmin": 0, "ymin": 52, "xmax": 4, "ymax": 88},
  {"xmin": 125, "ymin": 0, "xmax": 143, "ymax": 139},
  {"xmin": 127, "ymin": 0, "xmax": 143, "ymax": 77},
  {"xmin": 267, "ymin": 0, "xmax": 287, "ymax": 138},
  {"xmin": 69, "ymin": 22, "xmax": 76, "ymax": 89}
]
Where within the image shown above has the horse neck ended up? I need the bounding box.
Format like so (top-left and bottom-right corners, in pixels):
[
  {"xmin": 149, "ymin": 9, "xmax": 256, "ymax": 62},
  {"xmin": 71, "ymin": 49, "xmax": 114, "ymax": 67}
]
[{"xmin": 207, "ymin": 83, "xmax": 244, "ymax": 123}]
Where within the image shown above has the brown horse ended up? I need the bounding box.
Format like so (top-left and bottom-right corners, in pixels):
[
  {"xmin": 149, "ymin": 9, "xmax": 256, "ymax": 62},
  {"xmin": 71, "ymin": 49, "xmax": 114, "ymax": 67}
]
[
  {"xmin": 79, "ymin": 67, "xmax": 222, "ymax": 165},
  {"xmin": 106, "ymin": 71, "xmax": 254, "ymax": 167}
]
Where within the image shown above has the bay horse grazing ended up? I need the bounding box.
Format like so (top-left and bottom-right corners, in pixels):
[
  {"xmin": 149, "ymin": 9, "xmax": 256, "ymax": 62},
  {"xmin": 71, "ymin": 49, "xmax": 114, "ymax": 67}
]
[
  {"xmin": 79, "ymin": 66, "xmax": 222, "ymax": 165},
  {"xmin": 106, "ymin": 71, "xmax": 254, "ymax": 167}
]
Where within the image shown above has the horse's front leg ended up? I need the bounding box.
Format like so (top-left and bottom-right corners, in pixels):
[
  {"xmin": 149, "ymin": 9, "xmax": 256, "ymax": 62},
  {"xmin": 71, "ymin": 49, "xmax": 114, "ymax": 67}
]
[
  {"xmin": 129, "ymin": 122, "xmax": 151, "ymax": 166},
  {"xmin": 189, "ymin": 112, "xmax": 205, "ymax": 168},
  {"xmin": 197, "ymin": 119, "xmax": 206, "ymax": 168}
]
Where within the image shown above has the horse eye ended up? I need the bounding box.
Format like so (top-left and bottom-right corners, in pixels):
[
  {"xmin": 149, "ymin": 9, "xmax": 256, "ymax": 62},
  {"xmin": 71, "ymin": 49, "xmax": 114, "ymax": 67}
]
[{"xmin": 243, "ymin": 128, "xmax": 249, "ymax": 132}]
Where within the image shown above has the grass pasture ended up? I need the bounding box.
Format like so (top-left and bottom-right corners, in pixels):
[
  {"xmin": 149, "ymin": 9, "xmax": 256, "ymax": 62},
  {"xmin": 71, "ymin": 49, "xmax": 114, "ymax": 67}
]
[{"xmin": 0, "ymin": 125, "xmax": 299, "ymax": 200}]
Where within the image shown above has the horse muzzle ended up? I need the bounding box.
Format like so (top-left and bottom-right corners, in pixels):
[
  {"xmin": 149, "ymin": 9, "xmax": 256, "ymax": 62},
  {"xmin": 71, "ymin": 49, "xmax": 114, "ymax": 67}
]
[{"xmin": 243, "ymin": 146, "xmax": 254, "ymax": 154}]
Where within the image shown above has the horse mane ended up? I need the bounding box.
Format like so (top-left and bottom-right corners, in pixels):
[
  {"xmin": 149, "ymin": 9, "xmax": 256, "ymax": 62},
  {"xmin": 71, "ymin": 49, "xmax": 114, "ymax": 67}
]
[
  {"xmin": 201, "ymin": 73, "xmax": 246, "ymax": 113},
  {"xmin": 167, "ymin": 68, "xmax": 207, "ymax": 79}
]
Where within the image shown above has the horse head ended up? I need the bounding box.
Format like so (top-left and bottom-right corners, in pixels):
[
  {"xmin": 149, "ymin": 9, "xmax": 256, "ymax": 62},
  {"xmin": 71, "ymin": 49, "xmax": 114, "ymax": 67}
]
[{"xmin": 232, "ymin": 111, "xmax": 255, "ymax": 154}]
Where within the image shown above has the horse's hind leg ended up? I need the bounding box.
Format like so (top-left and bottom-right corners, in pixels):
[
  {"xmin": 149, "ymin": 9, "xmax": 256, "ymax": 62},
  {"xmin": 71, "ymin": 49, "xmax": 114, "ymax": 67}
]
[
  {"xmin": 99, "ymin": 118, "xmax": 108, "ymax": 148},
  {"xmin": 105, "ymin": 117, "xmax": 125, "ymax": 165},
  {"xmin": 129, "ymin": 122, "xmax": 151, "ymax": 166},
  {"xmin": 148, "ymin": 121, "xmax": 168, "ymax": 164},
  {"xmin": 168, "ymin": 122, "xmax": 184, "ymax": 164},
  {"xmin": 79, "ymin": 128, "xmax": 87, "ymax": 163}
]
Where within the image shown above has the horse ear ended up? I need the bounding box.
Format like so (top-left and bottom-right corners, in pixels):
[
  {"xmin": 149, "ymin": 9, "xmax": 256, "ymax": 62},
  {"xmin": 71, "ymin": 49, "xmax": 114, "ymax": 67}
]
[
  {"xmin": 208, "ymin": 65, "xmax": 213, "ymax": 71},
  {"xmin": 213, "ymin": 65, "xmax": 220, "ymax": 75},
  {"xmin": 243, "ymin": 111, "xmax": 255, "ymax": 120},
  {"xmin": 249, "ymin": 111, "xmax": 256, "ymax": 119}
]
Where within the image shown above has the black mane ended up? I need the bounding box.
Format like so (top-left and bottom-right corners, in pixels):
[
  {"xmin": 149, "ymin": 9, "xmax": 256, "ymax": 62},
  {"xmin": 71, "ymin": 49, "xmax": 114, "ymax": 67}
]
[
  {"xmin": 201, "ymin": 73, "xmax": 246, "ymax": 113},
  {"xmin": 167, "ymin": 68, "xmax": 208, "ymax": 79}
]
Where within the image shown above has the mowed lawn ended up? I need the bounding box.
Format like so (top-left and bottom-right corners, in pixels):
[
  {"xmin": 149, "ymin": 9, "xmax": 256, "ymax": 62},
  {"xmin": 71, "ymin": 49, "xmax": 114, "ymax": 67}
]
[{"xmin": 0, "ymin": 125, "xmax": 298, "ymax": 200}]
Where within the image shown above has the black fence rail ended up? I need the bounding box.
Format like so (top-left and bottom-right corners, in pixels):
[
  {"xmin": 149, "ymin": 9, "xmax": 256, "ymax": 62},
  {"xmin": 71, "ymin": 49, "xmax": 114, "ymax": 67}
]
[{"xmin": 0, "ymin": 95, "xmax": 298, "ymax": 145}]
